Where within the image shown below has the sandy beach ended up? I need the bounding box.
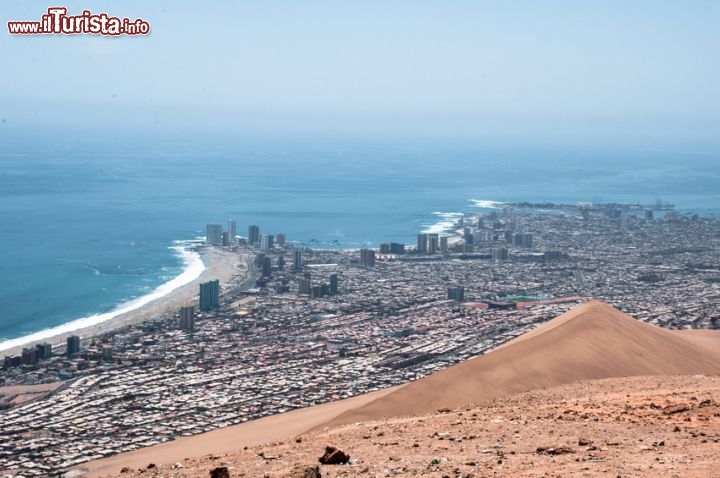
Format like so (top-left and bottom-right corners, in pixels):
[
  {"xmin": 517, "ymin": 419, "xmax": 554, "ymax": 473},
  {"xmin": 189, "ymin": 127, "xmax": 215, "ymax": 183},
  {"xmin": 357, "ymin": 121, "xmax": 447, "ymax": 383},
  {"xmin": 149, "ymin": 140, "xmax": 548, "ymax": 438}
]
[{"xmin": 1, "ymin": 247, "xmax": 252, "ymax": 358}]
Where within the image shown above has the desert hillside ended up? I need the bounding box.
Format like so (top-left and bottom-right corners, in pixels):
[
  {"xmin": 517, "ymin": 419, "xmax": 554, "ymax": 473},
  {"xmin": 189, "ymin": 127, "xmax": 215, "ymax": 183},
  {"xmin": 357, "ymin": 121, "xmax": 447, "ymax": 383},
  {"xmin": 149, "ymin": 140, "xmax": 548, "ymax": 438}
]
[
  {"xmin": 85, "ymin": 300, "xmax": 720, "ymax": 477},
  {"xmin": 96, "ymin": 374, "xmax": 720, "ymax": 477}
]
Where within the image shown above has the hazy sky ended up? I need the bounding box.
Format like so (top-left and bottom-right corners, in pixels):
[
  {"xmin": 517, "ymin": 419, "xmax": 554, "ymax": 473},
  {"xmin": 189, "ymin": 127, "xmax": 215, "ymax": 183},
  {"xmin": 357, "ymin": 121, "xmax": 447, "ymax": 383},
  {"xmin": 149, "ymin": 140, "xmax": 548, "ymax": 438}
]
[{"xmin": 1, "ymin": 1, "xmax": 719, "ymax": 142}]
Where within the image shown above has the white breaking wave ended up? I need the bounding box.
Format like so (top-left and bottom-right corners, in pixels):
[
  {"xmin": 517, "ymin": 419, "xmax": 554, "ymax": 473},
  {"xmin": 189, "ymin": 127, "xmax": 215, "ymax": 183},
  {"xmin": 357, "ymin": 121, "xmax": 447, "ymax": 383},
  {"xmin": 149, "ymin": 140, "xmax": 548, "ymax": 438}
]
[
  {"xmin": 469, "ymin": 199, "xmax": 505, "ymax": 209},
  {"xmin": 421, "ymin": 212, "xmax": 464, "ymax": 235},
  {"xmin": 0, "ymin": 242, "xmax": 205, "ymax": 352}
]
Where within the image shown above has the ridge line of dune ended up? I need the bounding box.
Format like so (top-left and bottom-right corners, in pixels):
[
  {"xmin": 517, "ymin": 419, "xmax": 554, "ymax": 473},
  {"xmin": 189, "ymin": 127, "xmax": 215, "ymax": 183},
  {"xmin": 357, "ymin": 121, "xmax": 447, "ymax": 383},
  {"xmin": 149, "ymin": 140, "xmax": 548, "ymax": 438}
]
[{"xmin": 319, "ymin": 300, "xmax": 720, "ymax": 429}]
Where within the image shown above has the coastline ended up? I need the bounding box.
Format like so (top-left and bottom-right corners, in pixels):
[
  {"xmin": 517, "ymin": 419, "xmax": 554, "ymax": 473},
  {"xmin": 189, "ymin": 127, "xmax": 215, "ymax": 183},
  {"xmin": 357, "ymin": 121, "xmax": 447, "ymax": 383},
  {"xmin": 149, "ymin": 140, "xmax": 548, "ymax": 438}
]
[
  {"xmin": 1, "ymin": 247, "xmax": 250, "ymax": 358},
  {"xmin": 2, "ymin": 203, "xmax": 719, "ymax": 476}
]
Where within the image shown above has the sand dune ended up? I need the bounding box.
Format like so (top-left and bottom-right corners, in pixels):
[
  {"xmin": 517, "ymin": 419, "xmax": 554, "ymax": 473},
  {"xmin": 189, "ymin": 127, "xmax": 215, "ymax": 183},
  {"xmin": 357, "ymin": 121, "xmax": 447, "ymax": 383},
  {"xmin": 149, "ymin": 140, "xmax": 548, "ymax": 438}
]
[
  {"xmin": 675, "ymin": 328, "xmax": 720, "ymax": 351},
  {"xmin": 324, "ymin": 300, "xmax": 720, "ymax": 427},
  {"xmin": 86, "ymin": 300, "xmax": 720, "ymax": 476}
]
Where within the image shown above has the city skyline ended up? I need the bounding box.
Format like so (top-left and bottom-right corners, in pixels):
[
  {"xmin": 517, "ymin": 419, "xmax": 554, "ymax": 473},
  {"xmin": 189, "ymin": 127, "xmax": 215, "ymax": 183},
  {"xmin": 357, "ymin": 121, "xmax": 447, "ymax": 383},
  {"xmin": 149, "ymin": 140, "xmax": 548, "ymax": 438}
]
[{"xmin": 3, "ymin": 202, "xmax": 720, "ymax": 475}]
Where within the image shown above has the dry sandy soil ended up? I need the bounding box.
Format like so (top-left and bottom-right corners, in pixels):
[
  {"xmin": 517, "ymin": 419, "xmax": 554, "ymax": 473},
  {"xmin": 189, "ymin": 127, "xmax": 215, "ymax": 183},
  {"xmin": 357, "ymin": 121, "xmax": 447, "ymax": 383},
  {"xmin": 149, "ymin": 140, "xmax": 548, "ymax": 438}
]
[
  {"xmin": 85, "ymin": 301, "xmax": 720, "ymax": 477},
  {"xmin": 0, "ymin": 382, "xmax": 61, "ymax": 405},
  {"xmin": 96, "ymin": 375, "xmax": 720, "ymax": 478}
]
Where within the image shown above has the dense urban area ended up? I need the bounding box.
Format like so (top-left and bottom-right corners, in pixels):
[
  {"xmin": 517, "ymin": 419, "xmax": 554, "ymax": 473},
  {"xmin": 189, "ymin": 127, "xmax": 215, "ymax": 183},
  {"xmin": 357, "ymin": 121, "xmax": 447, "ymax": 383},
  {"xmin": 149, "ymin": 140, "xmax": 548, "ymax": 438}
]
[{"xmin": 2, "ymin": 202, "xmax": 720, "ymax": 476}]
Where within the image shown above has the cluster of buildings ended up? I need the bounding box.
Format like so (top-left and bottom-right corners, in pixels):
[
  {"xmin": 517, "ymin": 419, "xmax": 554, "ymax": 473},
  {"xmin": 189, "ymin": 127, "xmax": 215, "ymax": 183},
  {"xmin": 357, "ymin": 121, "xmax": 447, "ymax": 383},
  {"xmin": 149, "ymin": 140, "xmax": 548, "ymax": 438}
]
[
  {"xmin": 6, "ymin": 335, "xmax": 97, "ymax": 372},
  {"xmin": 205, "ymin": 221, "xmax": 285, "ymax": 251},
  {"xmin": 205, "ymin": 221, "xmax": 235, "ymax": 247},
  {"xmin": 1, "ymin": 203, "xmax": 720, "ymax": 476}
]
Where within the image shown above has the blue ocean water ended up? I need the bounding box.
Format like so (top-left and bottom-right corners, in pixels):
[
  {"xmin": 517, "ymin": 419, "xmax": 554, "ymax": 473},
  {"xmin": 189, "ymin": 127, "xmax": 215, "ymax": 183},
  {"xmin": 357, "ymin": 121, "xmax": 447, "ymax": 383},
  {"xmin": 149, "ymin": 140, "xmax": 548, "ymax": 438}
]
[{"xmin": 0, "ymin": 128, "xmax": 718, "ymax": 347}]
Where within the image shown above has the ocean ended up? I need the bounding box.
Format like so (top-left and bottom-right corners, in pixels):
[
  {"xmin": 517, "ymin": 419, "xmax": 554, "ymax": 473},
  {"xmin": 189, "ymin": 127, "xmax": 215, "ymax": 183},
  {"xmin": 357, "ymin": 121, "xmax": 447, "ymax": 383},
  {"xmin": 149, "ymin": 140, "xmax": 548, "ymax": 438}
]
[{"xmin": 1, "ymin": 128, "xmax": 719, "ymax": 350}]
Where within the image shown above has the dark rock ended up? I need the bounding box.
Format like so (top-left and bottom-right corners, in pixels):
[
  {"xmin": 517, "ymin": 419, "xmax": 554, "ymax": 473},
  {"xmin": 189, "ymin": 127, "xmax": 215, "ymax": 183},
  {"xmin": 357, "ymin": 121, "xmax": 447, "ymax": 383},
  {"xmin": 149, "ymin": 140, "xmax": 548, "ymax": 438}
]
[
  {"xmin": 210, "ymin": 466, "xmax": 231, "ymax": 478},
  {"xmin": 120, "ymin": 468, "xmax": 131, "ymax": 473},
  {"xmin": 302, "ymin": 466, "xmax": 321, "ymax": 478},
  {"xmin": 146, "ymin": 463, "xmax": 156, "ymax": 469},
  {"xmin": 287, "ymin": 465, "xmax": 321, "ymax": 477},
  {"xmin": 663, "ymin": 404, "xmax": 690, "ymax": 415},
  {"xmin": 578, "ymin": 437, "xmax": 593, "ymax": 446},
  {"xmin": 319, "ymin": 446, "xmax": 350, "ymax": 465},
  {"xmin": 536, "ymin": 446, "xmax": 575, "ymax": 455}
]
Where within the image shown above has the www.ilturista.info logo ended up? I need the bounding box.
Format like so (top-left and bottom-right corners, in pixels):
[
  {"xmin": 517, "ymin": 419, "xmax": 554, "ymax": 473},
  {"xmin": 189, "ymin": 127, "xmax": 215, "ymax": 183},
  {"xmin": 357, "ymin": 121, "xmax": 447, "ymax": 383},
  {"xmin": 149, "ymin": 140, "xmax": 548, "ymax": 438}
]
[{"xmin": 7, "ymin": 7, "xmax": 150, "ymax": 36}]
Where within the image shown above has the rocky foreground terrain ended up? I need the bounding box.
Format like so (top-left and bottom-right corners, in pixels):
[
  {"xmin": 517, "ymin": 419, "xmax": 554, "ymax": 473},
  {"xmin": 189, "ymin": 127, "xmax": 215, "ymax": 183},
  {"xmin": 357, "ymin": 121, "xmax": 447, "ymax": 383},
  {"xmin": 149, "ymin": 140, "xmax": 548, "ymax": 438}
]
[{"xmin": 100, "ymin": 374, "xmax": 720, "ymax": 478}]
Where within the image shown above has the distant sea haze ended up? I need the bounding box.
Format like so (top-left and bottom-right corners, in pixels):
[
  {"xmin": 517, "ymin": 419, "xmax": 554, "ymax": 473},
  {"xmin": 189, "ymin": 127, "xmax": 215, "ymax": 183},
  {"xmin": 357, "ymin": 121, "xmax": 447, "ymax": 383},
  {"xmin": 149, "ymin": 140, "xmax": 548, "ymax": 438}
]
[{"xmin": 0, "ymin": 131, "xmax": 718, "ymax": 348}]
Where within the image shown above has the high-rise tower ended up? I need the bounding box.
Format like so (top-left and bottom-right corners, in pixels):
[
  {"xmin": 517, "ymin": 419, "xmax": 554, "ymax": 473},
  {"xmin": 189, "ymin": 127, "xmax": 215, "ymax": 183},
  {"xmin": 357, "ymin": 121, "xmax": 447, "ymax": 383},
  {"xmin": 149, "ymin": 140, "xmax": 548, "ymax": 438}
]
[
  {"xmin": 206, "ymin": 224, "xmax": 223, "ymax": 245},
  {"xmin": 248, "ymin": 225, "xmax": 260, "ymax": 246},
  {"xmin": 227, "ymin": 220, "xmax": 237, "ymax": 244}
]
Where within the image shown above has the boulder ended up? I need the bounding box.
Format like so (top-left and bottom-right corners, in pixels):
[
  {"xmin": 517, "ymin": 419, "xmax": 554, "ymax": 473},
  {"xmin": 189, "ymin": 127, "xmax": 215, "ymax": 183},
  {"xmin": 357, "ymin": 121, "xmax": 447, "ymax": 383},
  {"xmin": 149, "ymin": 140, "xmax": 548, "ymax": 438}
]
[{"xmin": 319, "ymin": 446, "xmax": 350, "ymax": 465}]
